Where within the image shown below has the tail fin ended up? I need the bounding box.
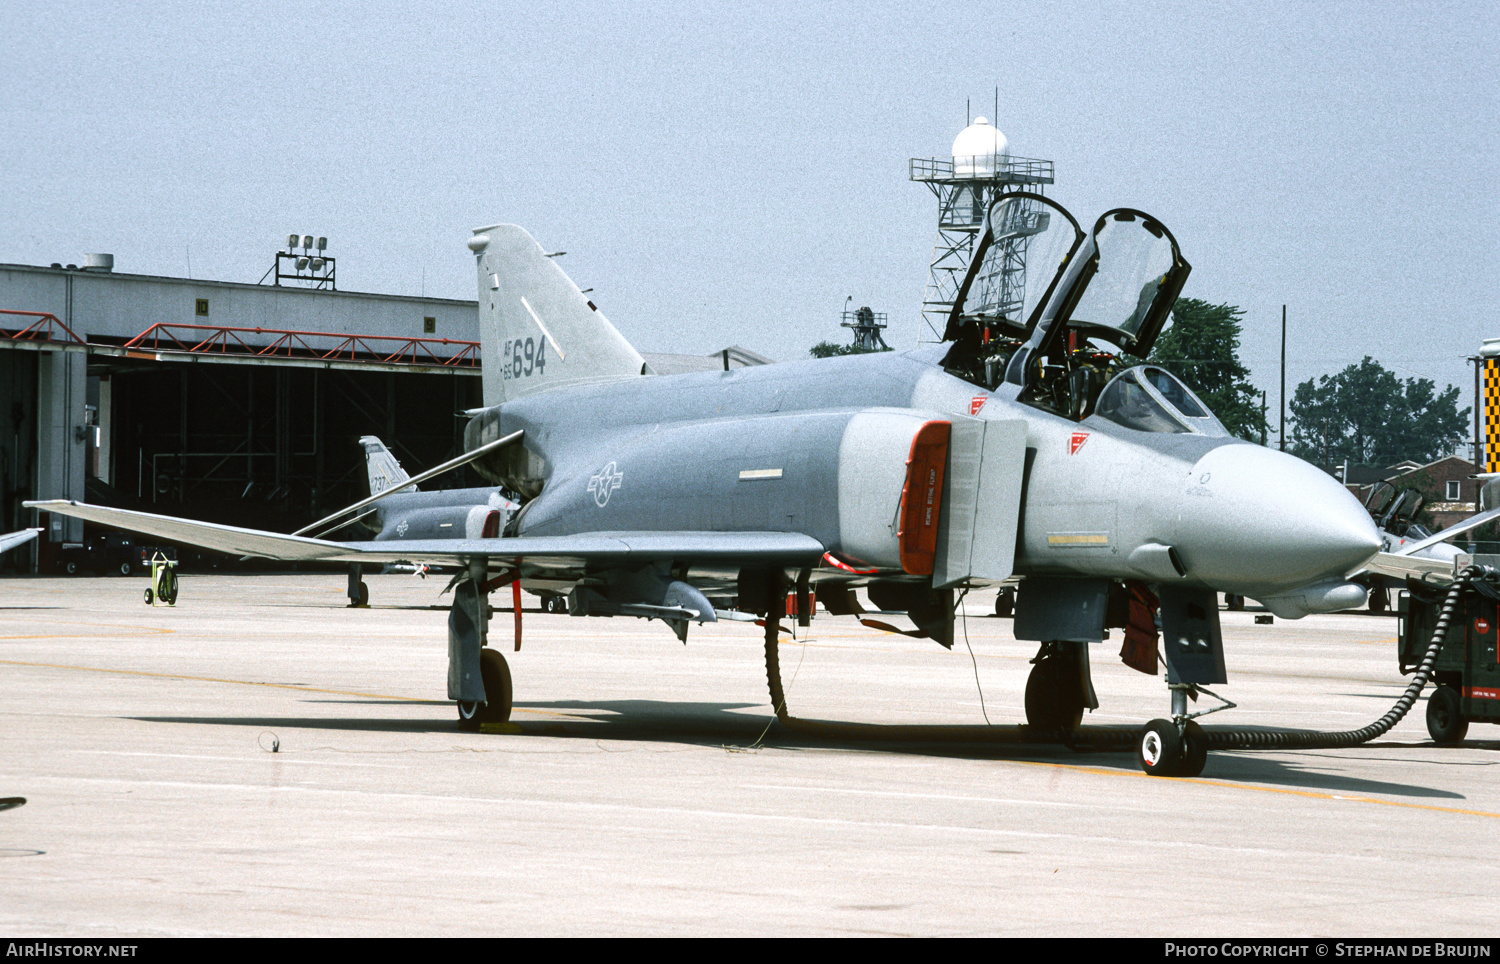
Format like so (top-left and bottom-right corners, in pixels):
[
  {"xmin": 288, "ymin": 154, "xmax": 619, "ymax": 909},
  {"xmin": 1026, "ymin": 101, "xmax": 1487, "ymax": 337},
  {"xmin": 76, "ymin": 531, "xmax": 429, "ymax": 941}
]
[
  {"xmin": 359, "ymin": 436, "xmax": 416, "ymax": 496},
  {"xmin": 468, "ymin": 224, "xmax": 647, "ymax": 406}
]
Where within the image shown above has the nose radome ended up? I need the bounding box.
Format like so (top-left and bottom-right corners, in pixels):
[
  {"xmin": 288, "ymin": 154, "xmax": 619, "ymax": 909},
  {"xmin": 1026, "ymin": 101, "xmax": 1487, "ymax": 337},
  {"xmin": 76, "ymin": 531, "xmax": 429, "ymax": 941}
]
[{"xmin": 1171, "ymin": 444, "xmax": 1381, "ymax": 596}]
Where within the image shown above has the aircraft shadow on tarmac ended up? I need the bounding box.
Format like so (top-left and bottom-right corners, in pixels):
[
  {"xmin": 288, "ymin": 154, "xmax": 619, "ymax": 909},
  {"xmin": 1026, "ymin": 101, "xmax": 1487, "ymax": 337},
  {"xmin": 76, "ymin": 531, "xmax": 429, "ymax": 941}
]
[{"xmin": 128, "ymin": 697, "xmax": 1477, "ymax": 801}]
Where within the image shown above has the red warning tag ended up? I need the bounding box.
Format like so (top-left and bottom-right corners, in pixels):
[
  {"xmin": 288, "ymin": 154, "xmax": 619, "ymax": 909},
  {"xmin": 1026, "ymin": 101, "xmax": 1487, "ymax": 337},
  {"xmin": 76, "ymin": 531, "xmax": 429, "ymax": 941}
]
[
  {"xmin": 970, "ymin": 396, "xmax": 987, "ymax": 415},
  {"xmin": 1069, "ymin": 431, "xmax": 1090, "ymax": 455},
  {"xmin": 1477, "ymin": 616, "xmax": 1491, "ymax": 635}
]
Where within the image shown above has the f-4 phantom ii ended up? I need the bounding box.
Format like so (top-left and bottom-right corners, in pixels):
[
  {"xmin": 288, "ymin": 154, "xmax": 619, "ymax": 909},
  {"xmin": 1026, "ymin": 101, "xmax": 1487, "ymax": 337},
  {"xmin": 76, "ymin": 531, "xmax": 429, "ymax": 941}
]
[{"xmin": 32, "ymin": 192, "xmax": 1390, "ymax": 776}]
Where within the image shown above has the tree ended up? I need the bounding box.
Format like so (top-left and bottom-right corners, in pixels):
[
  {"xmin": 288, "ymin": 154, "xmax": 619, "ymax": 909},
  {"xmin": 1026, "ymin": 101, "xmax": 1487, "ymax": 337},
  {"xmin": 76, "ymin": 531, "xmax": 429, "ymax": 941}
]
[
  {"xmin": 809, "ymin": 341, "xmax": 891, "ymax": 358},
  {"xmin": 1145, "ymin": 298, "xmax": 1267, "ymax": 440},
  {"xmin": 1289, "ymin": 357, "xmax": 1469, "ymax": 466}
]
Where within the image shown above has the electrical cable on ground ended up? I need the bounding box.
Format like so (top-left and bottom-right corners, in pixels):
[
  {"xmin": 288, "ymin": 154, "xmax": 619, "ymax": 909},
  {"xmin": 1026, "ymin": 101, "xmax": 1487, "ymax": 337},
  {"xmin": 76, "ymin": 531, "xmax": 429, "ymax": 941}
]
[
  {"xmin": 756, "ymin": 571, "xmax": 1481, "ymax": 755},
  {"xmin": 957, "ymin": 589, "xmax": 993, "ymax": 726}
]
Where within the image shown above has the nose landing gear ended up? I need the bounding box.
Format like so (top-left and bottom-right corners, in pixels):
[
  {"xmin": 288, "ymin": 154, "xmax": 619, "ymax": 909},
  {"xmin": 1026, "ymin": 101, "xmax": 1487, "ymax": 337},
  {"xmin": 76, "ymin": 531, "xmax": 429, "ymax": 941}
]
[{"xmin": 1139, "ymin": 685, "xmax": 1220, "ymax": 776}]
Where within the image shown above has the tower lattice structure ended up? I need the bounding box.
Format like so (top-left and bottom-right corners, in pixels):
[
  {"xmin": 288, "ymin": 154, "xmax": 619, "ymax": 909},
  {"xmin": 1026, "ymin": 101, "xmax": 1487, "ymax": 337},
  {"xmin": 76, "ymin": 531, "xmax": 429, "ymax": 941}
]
[{"xmin": 909, "ymin": 149, "xmax": 1054, "ymax": 343}]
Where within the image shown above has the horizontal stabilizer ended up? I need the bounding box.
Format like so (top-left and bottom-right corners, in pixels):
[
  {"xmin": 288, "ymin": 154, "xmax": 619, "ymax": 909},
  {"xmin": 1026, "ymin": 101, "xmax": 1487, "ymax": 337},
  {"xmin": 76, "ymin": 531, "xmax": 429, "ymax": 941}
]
[
  {"xmin": 1359, "ymin": 551, "xmax": 1457, "ymax": 583},
  {"xmin": 0, "ymin": 528, "xmax": 41, "ymax": 554},
  {"xmin": 25, "ymin": 501, "xmax": 824, "ymax": 571}
]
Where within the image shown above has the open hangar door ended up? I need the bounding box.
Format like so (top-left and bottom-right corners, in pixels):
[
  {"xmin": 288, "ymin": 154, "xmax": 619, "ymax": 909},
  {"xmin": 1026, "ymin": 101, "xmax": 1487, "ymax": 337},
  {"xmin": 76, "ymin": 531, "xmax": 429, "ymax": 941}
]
[
  {"xmin": 0, "ymin": 351, "xmax": 39, "ymax": 573},
  {"xmin": 72, "ymin": 359, "xmax": 483, "ymax": 570}
]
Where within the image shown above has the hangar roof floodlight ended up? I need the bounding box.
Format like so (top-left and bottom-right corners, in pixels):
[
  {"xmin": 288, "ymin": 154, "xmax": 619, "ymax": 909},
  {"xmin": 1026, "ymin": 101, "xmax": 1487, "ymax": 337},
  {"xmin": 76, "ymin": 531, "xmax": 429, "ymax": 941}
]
[{"xmin": 262, "ymin": 235, "xmax": 338, "ymax": 289}]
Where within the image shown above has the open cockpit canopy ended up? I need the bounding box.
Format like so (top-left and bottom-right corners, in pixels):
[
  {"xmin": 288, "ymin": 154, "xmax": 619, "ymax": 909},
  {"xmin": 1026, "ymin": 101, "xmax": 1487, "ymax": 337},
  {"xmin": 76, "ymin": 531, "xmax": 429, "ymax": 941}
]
[
  {"xmin": 939, "ymin": 193, "xmax": 1084, "ymax": 389},
  {"xmin": 1013, "ymin": 207, "xmax": 1191, "ymax": 421},
  {"xmin": 944, "ymin": 193, "xmax": 1085, "ymax": 343}
]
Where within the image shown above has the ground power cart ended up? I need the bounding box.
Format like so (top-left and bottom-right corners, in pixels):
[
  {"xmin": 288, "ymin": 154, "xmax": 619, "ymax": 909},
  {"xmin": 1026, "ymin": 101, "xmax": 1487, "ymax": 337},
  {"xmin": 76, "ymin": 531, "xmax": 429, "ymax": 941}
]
[{"xmin": 1400, "ymin": 576, "xmax": 1500, "ymax": 743}]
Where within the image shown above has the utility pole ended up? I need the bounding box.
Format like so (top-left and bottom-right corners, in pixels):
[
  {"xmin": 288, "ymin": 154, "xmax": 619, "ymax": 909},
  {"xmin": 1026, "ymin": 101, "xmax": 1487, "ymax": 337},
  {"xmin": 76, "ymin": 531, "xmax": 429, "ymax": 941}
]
[{"xmin": 1279, "ymin": 305, "xmax": 1287, "ymax": 452}]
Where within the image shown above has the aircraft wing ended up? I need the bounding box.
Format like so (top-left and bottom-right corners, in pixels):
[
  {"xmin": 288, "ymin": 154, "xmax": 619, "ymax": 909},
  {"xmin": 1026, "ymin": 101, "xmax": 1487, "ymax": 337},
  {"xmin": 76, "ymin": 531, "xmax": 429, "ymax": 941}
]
[
  {"xmin": 1358, "ymin": 551, "xmax": 1457, "ymax": 584},
  {"xmin": 1392, "ymin": 505, "xmax": 1500, "ymax": 557},
  {"xmin": 24, "ymin": 501, "xmax": 824, "ymax": 570},
  {"xmin": 0, "ymin": 528, "xmax": 41, "ymax": 554}
]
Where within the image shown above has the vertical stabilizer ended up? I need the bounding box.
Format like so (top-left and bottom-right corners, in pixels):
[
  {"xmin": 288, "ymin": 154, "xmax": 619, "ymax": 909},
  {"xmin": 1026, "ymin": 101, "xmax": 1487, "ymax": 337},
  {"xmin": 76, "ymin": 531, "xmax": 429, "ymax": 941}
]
[
  {"xmin": 360, "ymin": 436, "xmax": 416, "ymax": 496},
  {"xmin": 468, "ymin": 224, "xmax": 647, "ymax": 406}
]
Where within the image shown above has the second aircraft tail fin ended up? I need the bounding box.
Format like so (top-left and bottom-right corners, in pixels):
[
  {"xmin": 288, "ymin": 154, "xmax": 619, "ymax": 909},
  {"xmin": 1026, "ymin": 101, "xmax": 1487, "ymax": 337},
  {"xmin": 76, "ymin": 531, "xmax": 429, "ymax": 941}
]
[
  {"xmin": 360, "ymin": 436, "xmax": 416, "ymax": 496},
  {"xmin": 468, "ymin": 224, "xmax": 647, "ymax": 406}
]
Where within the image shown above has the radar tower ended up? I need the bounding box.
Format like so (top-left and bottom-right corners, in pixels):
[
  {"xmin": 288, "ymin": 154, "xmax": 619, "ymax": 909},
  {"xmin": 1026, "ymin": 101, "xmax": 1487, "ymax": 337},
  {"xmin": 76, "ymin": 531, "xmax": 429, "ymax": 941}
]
[{"xmin": 910, "ymin": 116, "xmax": 1053, "ymax": 342}]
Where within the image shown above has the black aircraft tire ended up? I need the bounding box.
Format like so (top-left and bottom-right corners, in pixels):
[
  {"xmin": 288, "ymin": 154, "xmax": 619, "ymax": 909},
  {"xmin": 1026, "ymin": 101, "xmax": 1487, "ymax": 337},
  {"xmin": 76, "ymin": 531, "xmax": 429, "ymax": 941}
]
[
  {"xmin": 1426, "ymin": 685, "xmax": 1468, "ymax": 744},
  {"xmin": 1225, "ymin": 594, "xmax": 1244, "ymax": 612},
  {"xmin": 477, "ymin": 647, "xmax": 514, "ymax": 723},
  {"xmin": 1024, "ymin": 657, "xmax": 1084, "ymax": 733},
  {"xmin": 1369, "ymin": 588, "xmax": 1388, "ymax": 614},
  {"xmin": 357, "ymin": 581, "xmax": 370, "ymax": 607},
  {"xmin": 1180, "ymin": 720, "xmax": 1208, "ymax": 777},
  {"xmin": 1139, "ymin": 719, "xmax": 1184, "ymax": 776},
  {"xmin": 456, "ymin": 650, "xmax": 514, "ymax": 729}
]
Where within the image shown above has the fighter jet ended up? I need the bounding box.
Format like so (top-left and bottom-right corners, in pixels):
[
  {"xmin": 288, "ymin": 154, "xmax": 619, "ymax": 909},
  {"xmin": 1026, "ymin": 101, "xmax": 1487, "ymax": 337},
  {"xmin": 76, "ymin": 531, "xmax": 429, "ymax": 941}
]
[
  {"xmin": 29, "ymin": 192, "xmax": 1384, "ymax": 776},
  {"xmin": 356, "ymin": 436, "xmax": 518, "ymax": 543}
]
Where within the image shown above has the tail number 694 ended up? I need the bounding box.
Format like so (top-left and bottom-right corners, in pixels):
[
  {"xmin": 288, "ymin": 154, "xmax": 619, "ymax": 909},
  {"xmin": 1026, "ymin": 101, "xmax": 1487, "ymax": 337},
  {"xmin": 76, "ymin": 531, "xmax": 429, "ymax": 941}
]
[{"xmin": 502, "ymin": 337, "xmax": 547, "ymax": 380}]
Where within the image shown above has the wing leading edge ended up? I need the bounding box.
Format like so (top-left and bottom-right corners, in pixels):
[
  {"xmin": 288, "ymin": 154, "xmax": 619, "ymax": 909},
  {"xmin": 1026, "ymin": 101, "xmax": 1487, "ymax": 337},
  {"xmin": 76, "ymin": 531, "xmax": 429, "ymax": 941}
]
[{"xmin": 24, "ymin": 501, "xmax": 825, "ymax": 569}]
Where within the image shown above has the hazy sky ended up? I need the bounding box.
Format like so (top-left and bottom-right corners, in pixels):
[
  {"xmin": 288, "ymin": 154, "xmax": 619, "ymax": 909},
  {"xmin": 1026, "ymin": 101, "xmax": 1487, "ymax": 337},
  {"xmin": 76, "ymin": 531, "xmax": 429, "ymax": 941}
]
[{"xmin": 3, "ymin": 1, "xmax": 1496, "ymax": 419}]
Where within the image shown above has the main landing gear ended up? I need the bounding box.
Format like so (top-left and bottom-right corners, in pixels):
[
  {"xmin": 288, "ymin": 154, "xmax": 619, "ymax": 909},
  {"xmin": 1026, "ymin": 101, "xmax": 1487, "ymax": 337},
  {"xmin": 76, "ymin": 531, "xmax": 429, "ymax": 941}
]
[
  {"xmin": 457, "ymin": 647, "xmax": 514, "ymax": 730},
  {"xmin": 1024, "ymin": 641, "xmax": 1098, "ymax": 734},
  {"xmin": 449, "ymin": 556, "xmax": 520, "ymax": 731}
]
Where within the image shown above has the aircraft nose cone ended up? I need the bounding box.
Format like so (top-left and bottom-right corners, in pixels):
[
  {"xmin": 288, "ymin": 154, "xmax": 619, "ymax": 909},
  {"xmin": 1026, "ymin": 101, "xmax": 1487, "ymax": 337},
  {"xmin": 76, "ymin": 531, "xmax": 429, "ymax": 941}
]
[{"xmin": 1172, "ymin": 444, "xmax": 1381, "ymax": 595}]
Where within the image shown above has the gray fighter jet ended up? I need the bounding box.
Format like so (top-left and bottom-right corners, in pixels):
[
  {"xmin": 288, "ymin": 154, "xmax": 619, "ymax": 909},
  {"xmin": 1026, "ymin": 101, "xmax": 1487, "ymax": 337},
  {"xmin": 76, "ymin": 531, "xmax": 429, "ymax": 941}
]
[
  {"xmin": 355, "ymin": 435, "xmax": 518, "ymax": 544},
  {"xmin": 30, "ymin": 192, "xmax": 1385, "ymax": 776}
]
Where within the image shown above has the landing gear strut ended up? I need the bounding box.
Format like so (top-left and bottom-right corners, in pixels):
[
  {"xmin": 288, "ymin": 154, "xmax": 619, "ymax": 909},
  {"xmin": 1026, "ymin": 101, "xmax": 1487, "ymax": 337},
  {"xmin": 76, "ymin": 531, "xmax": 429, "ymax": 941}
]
[
  {"xmin": 450, "ymin": 555, "xmax": 517, "ymax": 730},
  {"xmin": 1140, "ymin": 586, "xmax": 1230, "ymax": 777}
]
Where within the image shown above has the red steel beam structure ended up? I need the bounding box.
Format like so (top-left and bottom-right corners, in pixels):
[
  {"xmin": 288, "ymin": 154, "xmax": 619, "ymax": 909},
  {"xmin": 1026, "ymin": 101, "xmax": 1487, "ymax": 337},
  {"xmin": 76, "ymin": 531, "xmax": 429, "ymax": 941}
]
[
  {"xmin": 120, "ymin": 323, "xmax": 480, "ymax": 368},
  {"xmin": 0, "ymin": 310, "xmax": 85, "ymax": 345}
]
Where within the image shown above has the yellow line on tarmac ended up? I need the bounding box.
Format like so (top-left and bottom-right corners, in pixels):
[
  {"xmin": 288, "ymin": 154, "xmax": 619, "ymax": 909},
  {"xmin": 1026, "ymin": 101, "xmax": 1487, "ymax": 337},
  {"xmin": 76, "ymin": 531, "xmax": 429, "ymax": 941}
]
[
  {"xmin": 0, "ymin": 657, "xmax": 549, "ymax": 716},
  {"xmin": 0, "ymin": 622, "xmax": 176, "ymax": 639},
  {"xmin": 1010, "ymin": 758, "xmax": 1500, "ymax": 820},
  {"xmin": 0, "ymin": 657, "xmax": 425, "ymax": 701}
]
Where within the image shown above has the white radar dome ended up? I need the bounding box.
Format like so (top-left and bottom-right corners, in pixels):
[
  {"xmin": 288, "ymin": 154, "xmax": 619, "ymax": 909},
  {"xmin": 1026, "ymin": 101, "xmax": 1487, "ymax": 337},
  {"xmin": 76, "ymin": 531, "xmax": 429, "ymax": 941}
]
[{"xmin": 952, "ymin": 117, "xmax": 1008, "ymax": 176}]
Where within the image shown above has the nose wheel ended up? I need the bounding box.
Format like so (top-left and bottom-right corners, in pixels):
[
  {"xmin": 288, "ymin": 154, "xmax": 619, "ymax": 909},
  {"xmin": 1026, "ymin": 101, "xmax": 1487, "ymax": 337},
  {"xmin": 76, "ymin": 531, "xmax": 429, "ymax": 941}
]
[{"xmin": 1139, "ymin": 718, "xmax": 1208, "ymax": 776}]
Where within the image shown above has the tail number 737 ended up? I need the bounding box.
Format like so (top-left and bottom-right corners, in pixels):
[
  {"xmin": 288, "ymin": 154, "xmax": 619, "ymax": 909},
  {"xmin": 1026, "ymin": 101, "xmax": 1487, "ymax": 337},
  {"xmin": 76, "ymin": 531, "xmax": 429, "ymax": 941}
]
[{"xmin": 502, "ymin": 337, "xmax": 547, "ymax": 380}]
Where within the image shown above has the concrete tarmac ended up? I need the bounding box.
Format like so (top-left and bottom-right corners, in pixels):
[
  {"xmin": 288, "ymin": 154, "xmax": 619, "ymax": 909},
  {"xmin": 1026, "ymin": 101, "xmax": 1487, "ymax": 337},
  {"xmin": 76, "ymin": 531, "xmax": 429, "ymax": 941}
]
[{"xmin": 1, "ymin": 573, "xmax": 1496, "ymax": 937}]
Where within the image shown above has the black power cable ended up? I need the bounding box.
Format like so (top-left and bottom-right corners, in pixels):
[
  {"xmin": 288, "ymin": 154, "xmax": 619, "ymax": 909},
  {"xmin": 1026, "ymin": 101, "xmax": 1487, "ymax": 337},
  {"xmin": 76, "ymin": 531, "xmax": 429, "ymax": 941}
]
[{"xmin": 757, "ymin": 570, "xmax": 1480, "ymax": 755}]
